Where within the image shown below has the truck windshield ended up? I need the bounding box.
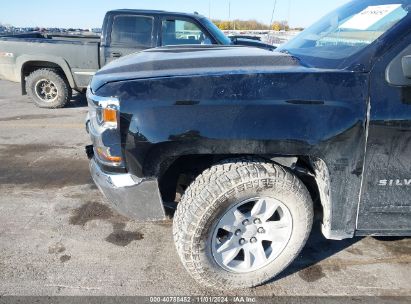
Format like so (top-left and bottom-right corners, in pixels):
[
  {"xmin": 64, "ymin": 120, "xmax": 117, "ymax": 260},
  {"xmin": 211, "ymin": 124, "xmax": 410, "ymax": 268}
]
[
  {"xmin": 201, "ymin": 18, "xmax": 232, "ymax": 45},
  {"xmin": 278, "ymin": 0, "xmax": 410, "ymax": 68}
]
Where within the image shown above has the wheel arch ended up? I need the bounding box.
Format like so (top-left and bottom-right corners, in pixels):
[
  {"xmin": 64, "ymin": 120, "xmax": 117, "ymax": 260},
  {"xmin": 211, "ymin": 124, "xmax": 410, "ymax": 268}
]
[
  {"xmin": 157, "ymin": 153, "xmax": 333, "ymax": 239},
  {"xmin": 17, "ymin": 55, "xmax": 76, "ymax": 94}
]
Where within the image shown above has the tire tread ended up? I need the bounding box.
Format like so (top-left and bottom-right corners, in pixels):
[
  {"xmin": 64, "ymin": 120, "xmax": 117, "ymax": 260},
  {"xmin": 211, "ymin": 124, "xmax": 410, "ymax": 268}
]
[
  {"xmin": 26, "ymin": 69, "xmax": 72, "ymax": 109},
  {"xmin": 173, "ymin": 158, "xmax": 313, "ymax": 289}
]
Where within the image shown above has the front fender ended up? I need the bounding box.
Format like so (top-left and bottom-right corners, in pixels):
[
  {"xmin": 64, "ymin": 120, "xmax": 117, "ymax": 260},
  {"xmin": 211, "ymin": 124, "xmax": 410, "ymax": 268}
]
[{"xmin": 97, "ymin": 70, "xmax": 369, "ymax": 239}]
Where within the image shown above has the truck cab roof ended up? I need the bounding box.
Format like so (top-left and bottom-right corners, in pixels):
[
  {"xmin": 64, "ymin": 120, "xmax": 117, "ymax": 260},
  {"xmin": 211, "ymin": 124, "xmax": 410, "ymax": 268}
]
[{"xmin": 107, "ymin": 9, "xmax": 206, "ymax": 19}]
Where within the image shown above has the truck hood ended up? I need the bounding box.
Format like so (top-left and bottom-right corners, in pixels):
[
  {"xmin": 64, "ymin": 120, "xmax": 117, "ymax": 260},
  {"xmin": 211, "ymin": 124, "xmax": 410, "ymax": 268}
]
[{"xmin": 91, "ymin": 45, "xmax": 302, "ymax": 92}]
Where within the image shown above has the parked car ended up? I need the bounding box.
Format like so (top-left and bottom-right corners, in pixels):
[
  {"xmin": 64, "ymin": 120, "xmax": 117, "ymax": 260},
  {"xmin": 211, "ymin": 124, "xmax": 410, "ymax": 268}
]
[
  {"xmin": 0, "ymin": 10, "xmax": 274, "ymax": 109},
  {"xmin": 86, "ymin": 0, "xmax": 411, "ymax": 289}
]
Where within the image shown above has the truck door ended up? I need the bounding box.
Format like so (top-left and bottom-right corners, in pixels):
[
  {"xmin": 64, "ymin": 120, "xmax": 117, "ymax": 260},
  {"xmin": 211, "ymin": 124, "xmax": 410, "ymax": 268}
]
[
  {"xmin": 357, "ymin": 32, "xmax": 411, "ymax": 233},
  {"xmin": 103, "ymin": 14, "xmax": 155, "ymax": 65}
]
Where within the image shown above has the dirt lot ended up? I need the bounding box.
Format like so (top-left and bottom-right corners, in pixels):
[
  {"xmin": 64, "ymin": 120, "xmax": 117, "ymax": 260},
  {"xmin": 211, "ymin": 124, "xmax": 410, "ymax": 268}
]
[{"xmin": 0, "ymin": 79, "xmax": 410, "ymax": 297}]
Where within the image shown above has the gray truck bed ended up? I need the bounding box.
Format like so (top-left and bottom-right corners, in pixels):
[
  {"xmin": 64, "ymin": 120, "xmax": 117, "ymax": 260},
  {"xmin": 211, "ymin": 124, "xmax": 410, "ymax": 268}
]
[{"xmin": 0, "ymin": 34, "xmax": 100, "ymax": 89}]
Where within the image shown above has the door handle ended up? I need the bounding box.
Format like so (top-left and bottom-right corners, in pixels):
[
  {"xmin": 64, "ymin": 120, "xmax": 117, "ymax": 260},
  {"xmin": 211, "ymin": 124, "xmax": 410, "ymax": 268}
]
[{"xmin": 111, "ymin": 52, "xmax": 122, "ymax": 58}]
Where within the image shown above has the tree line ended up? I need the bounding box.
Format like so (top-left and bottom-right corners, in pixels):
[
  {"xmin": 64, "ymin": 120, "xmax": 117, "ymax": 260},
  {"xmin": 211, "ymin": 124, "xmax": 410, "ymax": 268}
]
[{"xmin": 212, "ymin": 19, "xmax": 302, "ymax": 31}]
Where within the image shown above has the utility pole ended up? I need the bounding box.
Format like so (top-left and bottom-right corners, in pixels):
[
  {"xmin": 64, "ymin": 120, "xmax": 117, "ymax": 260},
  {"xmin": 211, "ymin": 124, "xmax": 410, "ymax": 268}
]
[
  {"xmin": 228, "ymin": 0, "xmax": 231, "ymax": 30},
  {"xmin": 269, "ymin": 0, "xmax": 277, "ymax": 31},
  {"xmin": 287, "ymin": 0, "xmax": 292, "ymax": 30},
  {"xmin": 228, "ymin": 0, "xmax": 235, "ymax": 31},
  {"xmin": 209, "ymin": 0, "xmax": 211, "ymax": 19}
]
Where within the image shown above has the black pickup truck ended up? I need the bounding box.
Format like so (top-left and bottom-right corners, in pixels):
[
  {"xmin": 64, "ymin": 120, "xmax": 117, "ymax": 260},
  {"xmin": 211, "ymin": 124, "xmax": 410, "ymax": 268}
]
[
  {"xmin": 86, "ymin": 0, "xmax": 411, "ymax": 289},
  {"xmin": 0, "ymin": 10, "xmax": 274, "ymax": 108}
]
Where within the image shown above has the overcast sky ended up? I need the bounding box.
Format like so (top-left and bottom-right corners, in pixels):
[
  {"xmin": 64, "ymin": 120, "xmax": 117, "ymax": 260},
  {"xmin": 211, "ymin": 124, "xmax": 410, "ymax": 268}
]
[{"xmin": 1, "ymin": 0, "xmax": 352, "ymax": 28}]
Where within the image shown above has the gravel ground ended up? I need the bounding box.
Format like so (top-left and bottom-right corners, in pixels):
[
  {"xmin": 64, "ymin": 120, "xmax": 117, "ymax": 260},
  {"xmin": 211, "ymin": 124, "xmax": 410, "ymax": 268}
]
[{"xmin": 0, "ymin": 80, "xmax": 410, "ymax": 298}]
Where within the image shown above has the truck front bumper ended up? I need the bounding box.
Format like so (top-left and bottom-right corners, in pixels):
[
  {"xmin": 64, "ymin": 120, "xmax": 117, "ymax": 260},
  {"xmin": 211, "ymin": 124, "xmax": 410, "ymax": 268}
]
[{"xmin": 89, "ymin": 157, "xmax": 166, "ymax": 221}]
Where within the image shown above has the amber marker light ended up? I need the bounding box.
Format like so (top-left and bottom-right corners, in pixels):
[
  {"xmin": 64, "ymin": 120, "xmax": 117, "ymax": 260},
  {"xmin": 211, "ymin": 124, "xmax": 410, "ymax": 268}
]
[
  {"xmin": 102, "ymin": 107, "xmax": 117, "ymax": 123},
  {"xmin": 96, "ymin": 147, "xmax": 122, "ymax": 163}
]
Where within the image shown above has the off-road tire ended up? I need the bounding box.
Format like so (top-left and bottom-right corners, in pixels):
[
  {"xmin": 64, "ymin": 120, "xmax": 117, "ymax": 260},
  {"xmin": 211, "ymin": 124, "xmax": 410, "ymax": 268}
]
[
  {"xmin": 173, "ymin": 158, "xmax": 313, "ymax": 289},
  {"xmin": 26, "ymin": 69, "xmax": 72, "ymax": 108}
]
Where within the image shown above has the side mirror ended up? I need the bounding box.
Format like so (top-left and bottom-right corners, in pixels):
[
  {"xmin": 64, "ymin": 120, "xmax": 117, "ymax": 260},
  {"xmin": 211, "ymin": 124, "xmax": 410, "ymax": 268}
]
[
  {"xmin": 402, "ymin": 55, "xmax": 411, "ymax": 78},
  {"xmin": 386, "ymin": 44, "xmax": 411, "ymax": 86}
]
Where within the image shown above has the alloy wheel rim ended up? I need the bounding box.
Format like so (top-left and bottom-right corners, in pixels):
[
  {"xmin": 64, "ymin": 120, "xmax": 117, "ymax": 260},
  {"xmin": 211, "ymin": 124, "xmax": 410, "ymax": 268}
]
[
  {"xmin": 35, "ymin": 79, "xmax": 58, "ymax": 102},
  {"xmin": 211, "ymin": 197, "xmax": 292, "ymax": 273}
]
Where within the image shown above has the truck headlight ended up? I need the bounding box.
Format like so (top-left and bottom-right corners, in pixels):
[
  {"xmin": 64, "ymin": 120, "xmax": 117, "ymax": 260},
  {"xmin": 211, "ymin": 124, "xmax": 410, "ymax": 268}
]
[{"xmin": 86, "ymin": 86, "xmax": 123, "ymax": 167}]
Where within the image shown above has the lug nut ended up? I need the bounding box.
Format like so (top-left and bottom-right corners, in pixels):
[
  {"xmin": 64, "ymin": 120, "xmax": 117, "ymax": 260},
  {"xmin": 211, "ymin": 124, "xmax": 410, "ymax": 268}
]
[
  {"xmin": 242, "ymin": 219, "xmax": 249, "ymax": 225},
  {"xmin": 257, "ymin": 227, "xmax": 265, "ymax": 233},
  {"xmin": 254, "ymin": 218, "xmax": 262, "ymax": 224},
  {"xmin": 239, "ymin": 238, "xmax": 246, "ymax": 245},
  {"xmin": 235, "ymin": 229, "xmax": 242, "ymax": 236},
  {"xmin": 250, "ymin": 237, "xmax": 257, "ymax": 243}
]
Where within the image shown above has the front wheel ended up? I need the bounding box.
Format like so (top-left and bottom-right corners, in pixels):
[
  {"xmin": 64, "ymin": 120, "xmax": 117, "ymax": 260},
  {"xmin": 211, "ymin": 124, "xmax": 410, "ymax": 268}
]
[
  {"xmin": 26, "ymin": 69, "xmax": 72, "ymax": 108},
  {"xmin": 173, "ymin": 159, "xmax": 313, "ymax": 289}
]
